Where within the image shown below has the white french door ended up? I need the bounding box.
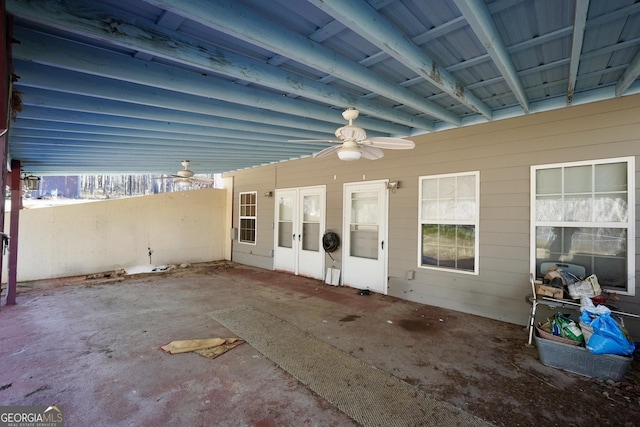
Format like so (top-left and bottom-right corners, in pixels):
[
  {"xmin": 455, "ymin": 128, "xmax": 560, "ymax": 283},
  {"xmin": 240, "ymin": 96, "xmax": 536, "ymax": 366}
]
[
  {"xmin": 342, "ymin": 180, "xmax": 389, "ymax": 294},
  {"xmin": 274, "ymin": 186, "xmax": 325, "ymax": 280}
]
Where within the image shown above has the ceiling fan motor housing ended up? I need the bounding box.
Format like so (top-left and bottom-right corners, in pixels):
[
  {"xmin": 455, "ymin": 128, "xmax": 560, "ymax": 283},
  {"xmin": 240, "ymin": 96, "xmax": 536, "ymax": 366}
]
[
  {"xmin": 176, "ymin": 169, "xmax": 194, "ymax": 178},
  {"xmin": 336, "ymin": 125, "xmax": 366, "ymax": 140}
]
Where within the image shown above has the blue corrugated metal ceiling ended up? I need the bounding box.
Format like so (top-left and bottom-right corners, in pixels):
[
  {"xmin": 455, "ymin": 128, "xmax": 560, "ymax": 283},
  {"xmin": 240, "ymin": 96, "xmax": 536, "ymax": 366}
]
[{"xmin": 5, "ymin": 0, "xmax": 640, "ymax": 175}]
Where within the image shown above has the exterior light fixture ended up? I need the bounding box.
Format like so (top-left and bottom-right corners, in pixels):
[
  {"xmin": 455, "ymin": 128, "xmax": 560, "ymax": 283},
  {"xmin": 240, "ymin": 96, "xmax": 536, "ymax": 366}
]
[
  {"xmin": 387, "ymin": 181, "xmax": 400, "ymax": 190},
  {"xmin": 23, "ymin": 175, "xmax": 41, "ymax": 190}
]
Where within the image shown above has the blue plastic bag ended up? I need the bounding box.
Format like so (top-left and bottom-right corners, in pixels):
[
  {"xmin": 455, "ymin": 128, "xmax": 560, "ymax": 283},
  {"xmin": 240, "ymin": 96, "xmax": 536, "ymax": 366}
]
[{"xmin": 584, "ymin": 312, "xmax": 635, "ymax": 356}]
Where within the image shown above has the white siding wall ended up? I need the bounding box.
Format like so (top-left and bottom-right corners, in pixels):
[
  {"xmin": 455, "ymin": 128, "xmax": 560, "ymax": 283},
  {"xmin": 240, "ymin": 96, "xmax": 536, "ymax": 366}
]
[{"xmin": 228, "ymin": 95, "xmax": 640, "ymax": 333}]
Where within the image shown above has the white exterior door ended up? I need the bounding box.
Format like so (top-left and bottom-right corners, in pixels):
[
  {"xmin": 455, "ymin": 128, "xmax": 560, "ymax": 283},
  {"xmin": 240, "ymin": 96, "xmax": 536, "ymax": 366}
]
[
  {"xmin": 342, "ymin": 181, "xmax": 389, "ymax": 293},
  {"xmin": 274, "ymin": 189, "xmax": 297, "ymax": 274},
  {"xmin": 274, "ymin": 186, "xmax": 325, "ymax": 280}
]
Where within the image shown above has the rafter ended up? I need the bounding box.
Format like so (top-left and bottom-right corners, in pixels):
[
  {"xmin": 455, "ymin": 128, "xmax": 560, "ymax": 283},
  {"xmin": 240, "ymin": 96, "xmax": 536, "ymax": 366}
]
[
  {"xmin": 453, "ymin": 0, "xmax": 530, "ymax": 113},
  {"xmin": 308, "ymin": 0, "xmax": 492, "ymax": 120},
  {"xmin": 567, "ymin": 0, "xmax": 590, "ymax": 104},
  {"xmin": 7, "ymin": 0, "xmax": 429, "ymax": 132},
  {"xmin": 616, "ymin": 50, "xmax": 640, "ymax": 96},
  {"xmin": 140, "ymin": 0, "xmax": 459, "ymax": 125}
]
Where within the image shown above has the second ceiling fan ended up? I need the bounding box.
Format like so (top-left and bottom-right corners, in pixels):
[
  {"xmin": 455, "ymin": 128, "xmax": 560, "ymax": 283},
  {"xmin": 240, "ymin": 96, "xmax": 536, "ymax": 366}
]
[
  {"xmin": 156, "ymin": 161, "xmax": 215, "ymax": 189},
  {"xmin": 291, "ymin": 108, "xmax": 415, "ymax": 161}
]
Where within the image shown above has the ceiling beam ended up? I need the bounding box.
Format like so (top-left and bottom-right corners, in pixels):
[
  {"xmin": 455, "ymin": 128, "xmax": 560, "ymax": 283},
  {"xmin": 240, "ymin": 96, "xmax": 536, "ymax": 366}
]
[
  {"xmin": 10, "ymin": 141, "xmax": 312, "ymax": 159},
  {"xmin": 616, "ymin": 50, "xmax": 640, "ymax": 96},
  {"xmin": 11, "ymin": 28, "xmax": 411, "ymax": 136},
  {"xmin": 9, "ymin": 130, "xmax": 327, "ymax": 153},
  {"xmin": 453, "ymin": 0, "xmax": 530, "ymax": 113},
  {"xmin": 139, "ymin": 0, "xmax": 459, "ymax": 125},
  {"xmin": 17, "ymin": 86, "xmax": 333, "ymax": 141},
  {"xmin": 14, "ymin": 61, "xmax": 344, "ymax": 136},
  {"xmin": 10, "ymin": 119, "xmax": 322, "ymax": 148},
  {"xmin": 8, "ymin": 1, "xmax": 431, "ymax": 132},
  {"xmin": 567, "ymin": 0, "xmax": 590, "ymax": 104},
  {"xmin": 13, "ymin": 105, "xmax": 326, "ymax": 142},
  {"xmin": 308, "ymin": 0, "xmax": 492, "ymax": 120}
]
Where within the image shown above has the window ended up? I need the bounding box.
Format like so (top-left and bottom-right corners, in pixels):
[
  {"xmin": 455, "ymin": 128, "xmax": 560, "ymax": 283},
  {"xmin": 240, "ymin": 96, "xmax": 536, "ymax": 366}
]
[
  {"xmin": 239, "ymin": 192, "xmax": 257, "ymax": 244},
  {"xmin": 532, "ymin": 158, "xmax": 635, "ymax": 295},
  {"xmin": 419, "ymin": 172, "xmax": 479, "ymax": 273}
]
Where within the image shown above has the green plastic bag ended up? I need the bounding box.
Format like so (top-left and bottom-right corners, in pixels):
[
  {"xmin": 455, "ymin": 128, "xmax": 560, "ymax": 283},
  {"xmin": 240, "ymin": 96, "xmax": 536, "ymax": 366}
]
[{"xmin": 552, "ymin": 313, "xmax": 584, "ymax": 343}]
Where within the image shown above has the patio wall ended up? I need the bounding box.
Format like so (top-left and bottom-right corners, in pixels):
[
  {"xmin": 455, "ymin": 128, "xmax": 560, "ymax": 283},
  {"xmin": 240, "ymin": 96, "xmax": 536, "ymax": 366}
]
[{"xmin": 2, "ymin": 188, "xmax": 231, "ymax": 282}]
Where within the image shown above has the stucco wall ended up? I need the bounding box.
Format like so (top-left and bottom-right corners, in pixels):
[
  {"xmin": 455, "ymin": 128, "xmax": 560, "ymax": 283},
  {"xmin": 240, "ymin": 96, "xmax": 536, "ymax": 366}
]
[
  {"xmin": 3, "ymin": 188, "xmax": 229, "ymax": 282},
  {"xmin": 227, "ymin": 95, "xmax": 640, "ymax": 333}
]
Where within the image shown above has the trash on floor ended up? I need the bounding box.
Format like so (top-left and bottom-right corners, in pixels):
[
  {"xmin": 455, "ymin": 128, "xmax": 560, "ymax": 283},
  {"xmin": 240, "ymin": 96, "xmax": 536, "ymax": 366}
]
[
  {"xmin": 325, "ymin": 267, "xmax": 340, "ymax": 286},
  {"xmin": 85, "ymin": 269, "xmax": 126, "ymax": 280},
  {"xmin": 160, "ymin": 337, "xmax": 245, "ymax": 359}
]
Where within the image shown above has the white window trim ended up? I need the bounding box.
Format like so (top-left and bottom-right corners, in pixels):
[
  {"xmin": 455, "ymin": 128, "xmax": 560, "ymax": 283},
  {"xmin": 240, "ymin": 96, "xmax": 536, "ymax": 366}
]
[
  {"xmin": 530, "ymin": 157, "xmax": 635, "ymax": 295},
  {"xmin": 238, "ymin": 191, "xmax": 257, "ymax": 245},
  {"xmin": 417, "ymin": 171, "xmax": 480, "ymax": 275}
]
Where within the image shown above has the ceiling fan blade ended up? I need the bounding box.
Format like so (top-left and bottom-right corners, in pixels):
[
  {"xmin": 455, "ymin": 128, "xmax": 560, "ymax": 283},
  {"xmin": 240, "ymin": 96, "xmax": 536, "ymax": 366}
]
[
  {"xmin": 367, "ymin": 137, "xmax": 415, "ymax": 150},
  {"xmin": 361, "ymin": 146, "xmax": 384, "ymax": 160},
  {"xmin": 288, "ymin": 139, "xmax": 340, "ymax": 143},
  {"xmin": 313, "ymin": 145, "xmax": 342, "ymax": 158},
  {"xmin": 191, "ymin": 176, "xmax": 215, "ymax": 184}
]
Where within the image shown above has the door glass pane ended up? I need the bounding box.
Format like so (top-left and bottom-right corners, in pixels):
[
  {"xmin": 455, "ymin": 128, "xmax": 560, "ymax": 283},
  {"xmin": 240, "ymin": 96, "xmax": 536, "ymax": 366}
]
[
  {"xmin": 303, "ymin": 195, "xmax": 320, "ymax": 221},
  {"xmin": 302, "ymin": 223, "xmax": 319, "ymax": 251},
  {"xmin": 350, "ymin": 224, "xmax": 378, "ymax": 259},
  {"xmin": 278, "ymin": 196, "xmax": 294, "ymax": 221},
  {"xmin": 278, "ymin": 194, "xmax": 294, "ymax": 248},
  {"xmin": 278, "ymin": 221, "xmax": 292, "ymax": 248},
  {"xmin": 351, "ymin": 191, "xmax": 377, "ymax": 223},
  {"xmin": 350, "ymin": 190, "xmax": 379, "ymax": 259},
  {"xmin": 301, "ymin": 194, "xmax": 320, "ymax": 251}
]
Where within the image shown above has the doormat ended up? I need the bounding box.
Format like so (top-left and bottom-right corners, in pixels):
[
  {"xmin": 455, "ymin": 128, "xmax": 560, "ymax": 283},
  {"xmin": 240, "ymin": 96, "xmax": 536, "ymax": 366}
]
[{"xmin": 209, "ymin": 305, "xmax": 494, "ymax": 427}]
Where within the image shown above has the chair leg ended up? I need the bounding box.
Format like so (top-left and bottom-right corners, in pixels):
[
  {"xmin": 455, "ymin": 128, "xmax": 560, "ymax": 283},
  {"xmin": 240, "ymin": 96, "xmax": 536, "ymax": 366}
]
[{"xmin": 527, "ymin": 300, "xmax": 537, "ymax": 347}]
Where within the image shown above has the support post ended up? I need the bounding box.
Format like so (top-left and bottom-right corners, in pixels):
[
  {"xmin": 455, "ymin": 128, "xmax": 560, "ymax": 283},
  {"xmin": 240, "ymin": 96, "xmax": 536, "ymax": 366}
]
[
  {"xmin": 1, "ymin": 0, "xmax": 10, "ymax": 304},
  {"xmin": 6, "ymin": 159, "xmax": 20, "ymax": 305}
]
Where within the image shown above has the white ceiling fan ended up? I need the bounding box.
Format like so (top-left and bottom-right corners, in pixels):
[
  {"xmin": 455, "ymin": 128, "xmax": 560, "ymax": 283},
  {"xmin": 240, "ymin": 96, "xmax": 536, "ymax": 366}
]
[
  {"xmin": 156, "ymin": 161, "xmax": 215, "ymax": 188},
  {"xmin": 291, "ymin": 108, "xmax": 415, "ymax": 161}
]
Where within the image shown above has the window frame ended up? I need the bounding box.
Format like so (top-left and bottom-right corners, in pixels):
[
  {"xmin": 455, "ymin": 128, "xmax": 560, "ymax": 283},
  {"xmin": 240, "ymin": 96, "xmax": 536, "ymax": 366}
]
[
  {"xmin": 530, "ymin": 157, "xmax": 635, "ymax": 295},
  {"xmin": 417, "ymin": 171, "xmax": 480, "ymax": 275},
  {"xmin": 238, "ymin": 191, "xmax": 257, "ymax": 245}
]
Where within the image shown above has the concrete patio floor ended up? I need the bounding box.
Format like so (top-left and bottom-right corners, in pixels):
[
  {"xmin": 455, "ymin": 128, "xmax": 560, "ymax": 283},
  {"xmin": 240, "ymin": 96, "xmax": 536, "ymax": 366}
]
[{"xmin": 1, "ymin": 261, "xmax": 638, "ymax": 426}]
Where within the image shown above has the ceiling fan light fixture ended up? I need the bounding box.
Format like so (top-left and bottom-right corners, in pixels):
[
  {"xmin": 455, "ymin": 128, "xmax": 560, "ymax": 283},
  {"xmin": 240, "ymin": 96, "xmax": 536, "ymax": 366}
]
[
  {"xmin": 175, "ymin": 179, "xmax": 192, "ymax": 189},
  {"xmin": 337, "ymin": 146, "xmax": 362, "ymax": 161}
]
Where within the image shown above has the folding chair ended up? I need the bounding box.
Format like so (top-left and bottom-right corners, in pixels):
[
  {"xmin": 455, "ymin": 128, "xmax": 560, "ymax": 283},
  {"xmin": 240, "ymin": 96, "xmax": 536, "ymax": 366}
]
[{"xmin": 526, "ymin": 263, "xmax": 585, "ymax": 347}]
